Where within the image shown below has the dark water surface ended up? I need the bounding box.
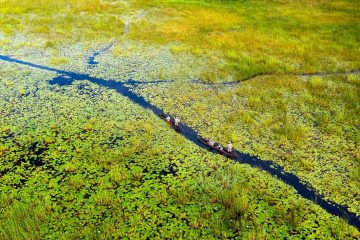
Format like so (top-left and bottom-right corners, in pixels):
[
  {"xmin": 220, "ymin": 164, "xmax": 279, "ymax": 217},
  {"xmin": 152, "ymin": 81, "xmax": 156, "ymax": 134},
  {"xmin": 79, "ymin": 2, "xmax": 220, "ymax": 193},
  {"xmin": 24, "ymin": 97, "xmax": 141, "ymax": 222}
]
[
  {"xmin": 88, "ymin": 42, "xmax": 115, "ymax": 66},
  {"xmin": 0, "ymin": 54, "xmax": 359, "ymax": 230}
]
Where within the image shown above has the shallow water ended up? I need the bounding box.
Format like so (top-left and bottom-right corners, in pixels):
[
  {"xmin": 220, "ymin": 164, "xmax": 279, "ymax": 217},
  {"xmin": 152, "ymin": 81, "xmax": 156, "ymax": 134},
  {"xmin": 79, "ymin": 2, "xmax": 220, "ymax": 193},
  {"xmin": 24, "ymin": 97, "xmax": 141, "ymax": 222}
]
[{"xmin": 0, "ymin": 54, "xmax": 359, "ymax": 230}]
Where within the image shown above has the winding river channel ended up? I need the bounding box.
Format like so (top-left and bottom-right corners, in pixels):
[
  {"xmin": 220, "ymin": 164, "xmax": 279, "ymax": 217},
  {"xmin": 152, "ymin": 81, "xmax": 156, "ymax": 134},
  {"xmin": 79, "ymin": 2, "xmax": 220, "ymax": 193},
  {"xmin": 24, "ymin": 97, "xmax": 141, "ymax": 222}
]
[{"xmin": 0, "ymin": 54, "xmax": 359, "ymax": 230}]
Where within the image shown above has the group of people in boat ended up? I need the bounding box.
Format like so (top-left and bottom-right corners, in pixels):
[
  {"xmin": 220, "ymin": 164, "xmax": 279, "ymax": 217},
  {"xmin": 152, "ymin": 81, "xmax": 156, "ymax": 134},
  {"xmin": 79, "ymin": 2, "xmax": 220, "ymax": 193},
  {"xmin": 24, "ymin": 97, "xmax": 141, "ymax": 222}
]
[
  {"xmin": 208, "ymin": 139, "xmax": 233, "ymax": 152},
  {"xmin": 164, "ymin": 114, "xmax": 233, "ymax": 153},
  {"xmin": 165, "ymin": 115, "xmax": 181, "ymax": 126}
]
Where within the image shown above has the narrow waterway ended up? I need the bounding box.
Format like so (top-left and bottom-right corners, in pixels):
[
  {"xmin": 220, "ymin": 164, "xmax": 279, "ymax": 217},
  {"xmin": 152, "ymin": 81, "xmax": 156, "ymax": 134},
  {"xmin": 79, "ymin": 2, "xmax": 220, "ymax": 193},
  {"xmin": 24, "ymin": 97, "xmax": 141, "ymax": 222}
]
[
  {"xmin": 192, "ymin": 69, "xmax": 360, "ymax": 85},
  {"xmin": 0, "ymin": 54, "xmax": 359, "ymax": 230},
  {"xmin": 88, "ymin": 42, "xmax": 115, "ymax": 65},
  {"xmin": 87, "ymin": 9, "xmax": 152, "ymax": 66}
]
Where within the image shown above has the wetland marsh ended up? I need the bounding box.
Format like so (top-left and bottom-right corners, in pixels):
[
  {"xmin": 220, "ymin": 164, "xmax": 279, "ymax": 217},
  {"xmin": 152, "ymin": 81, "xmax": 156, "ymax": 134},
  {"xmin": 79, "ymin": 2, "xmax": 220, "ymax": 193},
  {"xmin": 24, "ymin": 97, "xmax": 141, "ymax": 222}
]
[{"xmin": 0, "ymin": 0, "xmax": 359, "ymax": 239}]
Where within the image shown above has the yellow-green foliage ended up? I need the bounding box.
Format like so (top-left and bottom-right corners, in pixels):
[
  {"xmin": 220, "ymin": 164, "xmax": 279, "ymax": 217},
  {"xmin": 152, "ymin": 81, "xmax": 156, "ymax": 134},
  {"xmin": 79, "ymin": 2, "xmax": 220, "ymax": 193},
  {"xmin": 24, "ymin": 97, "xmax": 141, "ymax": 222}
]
[
  {"xmin": 50, "ymin": 56, "xmax": 69, "ymax": 66},
  {"xmin": 131, "ymin": 73, "xmax": 360, "ymax": 215},
  {"xmin": 129, "ymin": 0, "xmax": 360, "ymax": 80},
  {"xmin": 1, "ymin": 58, "xmax": 359, "ymax": 239},
  {"xmin": 170, "ymin": 45, "xmax": 184, "ymax": 54},
  {"xmin": 308, "ymin": 76, "xmax": 325, "ymax": 89},
  {"xmin": 0, "ymin": 0, "xmax": 125, "ymax": 46},
  {"xmin": 0, "ymin": 2, "xmax": 359, "ymax": 238},
  {"xmin": 0, "ymin": 196, "xmax": 46, "ymax": 240}
]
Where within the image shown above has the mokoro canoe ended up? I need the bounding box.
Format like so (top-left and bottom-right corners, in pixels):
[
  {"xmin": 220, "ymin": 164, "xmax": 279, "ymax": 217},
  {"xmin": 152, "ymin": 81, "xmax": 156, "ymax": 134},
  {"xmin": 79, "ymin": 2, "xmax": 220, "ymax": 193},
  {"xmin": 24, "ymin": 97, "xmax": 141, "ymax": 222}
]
[
  {"xmin": 198, "ymin": 135, "xmax": 238, "ymax": 158},
  {"xmin": 159, "ymin": 114, "xmax": 182, "ymax": 132}
]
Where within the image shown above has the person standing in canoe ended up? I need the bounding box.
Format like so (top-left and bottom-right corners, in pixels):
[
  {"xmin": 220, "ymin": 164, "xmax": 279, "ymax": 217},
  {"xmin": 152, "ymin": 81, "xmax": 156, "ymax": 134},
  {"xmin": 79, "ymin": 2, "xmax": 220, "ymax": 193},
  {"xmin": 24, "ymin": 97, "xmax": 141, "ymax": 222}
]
[
  {"xmin": 208, "ymin": 139, "xmax": 215, "ymax": 147},
  {"xmin": 227, "ymin": 142, "xmax": 233, "ymax": 152},
  {"xmin": 175, "ymin": 117, "xmax": 180, "ymax": 126},
  {"xmin": 166, "ymin": 116, "xmax": 171, "ymax": 122}
]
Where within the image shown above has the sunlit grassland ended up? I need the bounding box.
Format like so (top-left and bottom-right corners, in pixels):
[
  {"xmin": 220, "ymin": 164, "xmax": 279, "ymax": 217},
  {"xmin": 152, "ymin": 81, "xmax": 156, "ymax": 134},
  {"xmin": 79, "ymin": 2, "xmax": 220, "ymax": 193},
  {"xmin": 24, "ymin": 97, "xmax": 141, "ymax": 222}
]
[
  {"xmin": 85, "ymin": 39, "xmax": 211, "ymax": 83},
  {"xmin": 0, "ymin": 0, "xmax": 125, "ymax": 48},
  {"xmin": 131, "ymin": 73, "xmax": 360, "ymax": 215},
  {"xmin": 1, "ymin": 63, "xmax": 359, "ymax": 238},
  {"xmin": 129, "ymin": 0, "xmax": 360, "ymax": 81},
  {"xmin": 0, "ymin": 0, "xmax": 359, "ymax": 238}
]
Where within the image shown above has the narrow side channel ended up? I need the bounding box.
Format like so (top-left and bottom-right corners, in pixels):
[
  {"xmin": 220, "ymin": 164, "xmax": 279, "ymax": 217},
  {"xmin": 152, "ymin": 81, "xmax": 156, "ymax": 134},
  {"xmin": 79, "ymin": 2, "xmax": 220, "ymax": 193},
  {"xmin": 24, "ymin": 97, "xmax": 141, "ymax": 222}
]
[{"xmin": 0, "ymin": 54, "xmax": 359, "ymax": 230}]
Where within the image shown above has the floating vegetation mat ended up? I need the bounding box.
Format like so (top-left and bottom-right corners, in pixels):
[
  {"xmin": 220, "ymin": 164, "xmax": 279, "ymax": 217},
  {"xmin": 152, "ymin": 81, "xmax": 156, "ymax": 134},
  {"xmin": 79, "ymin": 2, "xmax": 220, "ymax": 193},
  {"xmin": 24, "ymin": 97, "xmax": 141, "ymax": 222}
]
[
  {"xmin": 130, "ymin": 74, "xmax": 360, "ymax": 218},
  {"xmin": 0, "ymin": 0, "xmax": 359, "ymax": 238},
  {"xmin": 1, "ymin": 62, "xmax": 359, "ymax": 238}
]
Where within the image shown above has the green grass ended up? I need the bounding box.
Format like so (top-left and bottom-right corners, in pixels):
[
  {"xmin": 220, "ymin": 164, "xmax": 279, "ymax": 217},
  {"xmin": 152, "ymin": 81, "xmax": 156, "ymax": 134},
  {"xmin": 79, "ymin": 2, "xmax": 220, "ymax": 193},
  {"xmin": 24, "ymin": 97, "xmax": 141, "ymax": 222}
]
[
  {"xmin": 0, "ymin": 197, "xmax": 47, "ymax": 240},
  {"xmin": 0, "ymin": 0, "xmax": 359, "ymax": 238},
  {"xmin": 129, "ymin": 0, "xmax": 360, "ymax": 81},
  {"xmin": 1, "ymin": 63, "xmax": 359, "ymax": 238},
  {"xmin": 0, "ymin": 0, "xmax": 125, "ymax": 47},
  {"xmin": 131, "ymin": 73, "xmax": 360, "ymax": 216}
]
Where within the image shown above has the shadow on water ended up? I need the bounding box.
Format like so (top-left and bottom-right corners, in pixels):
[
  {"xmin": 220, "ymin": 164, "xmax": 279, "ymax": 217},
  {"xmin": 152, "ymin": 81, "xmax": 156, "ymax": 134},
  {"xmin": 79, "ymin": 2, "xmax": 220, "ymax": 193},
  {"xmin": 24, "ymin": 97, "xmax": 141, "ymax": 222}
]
[{"xmin": 0, "ymin": 54, "xmax": 359, "ymax": 230}]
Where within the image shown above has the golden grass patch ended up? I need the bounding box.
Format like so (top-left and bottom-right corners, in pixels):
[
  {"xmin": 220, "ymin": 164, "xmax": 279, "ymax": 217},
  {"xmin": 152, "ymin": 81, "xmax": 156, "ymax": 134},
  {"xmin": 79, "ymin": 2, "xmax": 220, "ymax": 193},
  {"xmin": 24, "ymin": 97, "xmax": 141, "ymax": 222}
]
[{"xmin": 129, "ymin": 0, "xmax": 360, "ymax": 81}]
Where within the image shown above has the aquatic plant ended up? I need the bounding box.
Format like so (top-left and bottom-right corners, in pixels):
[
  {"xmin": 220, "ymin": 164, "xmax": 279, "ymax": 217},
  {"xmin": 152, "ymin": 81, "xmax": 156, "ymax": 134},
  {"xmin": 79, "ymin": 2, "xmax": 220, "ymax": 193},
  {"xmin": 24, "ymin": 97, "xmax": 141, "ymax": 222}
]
[
  {"xmin": 0, "ymin": 0, "xmax": 359, "ymax": 237},
  {"xmin": 131, "ymin": 73, "xmax": 360, "ymax": 217},
  {"xmin": 1, "ymin": 65, "xmax": 359, "ymax": 238}
]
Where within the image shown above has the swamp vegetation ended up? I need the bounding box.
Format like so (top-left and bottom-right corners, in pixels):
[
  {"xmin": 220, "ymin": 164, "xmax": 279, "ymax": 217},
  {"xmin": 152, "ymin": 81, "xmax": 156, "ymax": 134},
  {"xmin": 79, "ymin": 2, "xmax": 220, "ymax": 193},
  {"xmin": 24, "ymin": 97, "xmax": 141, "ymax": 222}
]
[{"xmin": 0, "ymin": 0, "xmax": 359, "ymax": 239}]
